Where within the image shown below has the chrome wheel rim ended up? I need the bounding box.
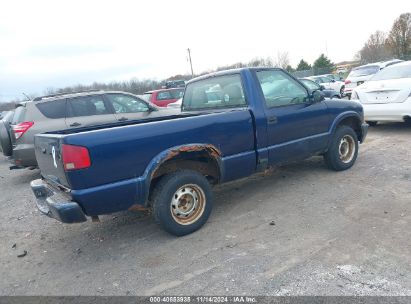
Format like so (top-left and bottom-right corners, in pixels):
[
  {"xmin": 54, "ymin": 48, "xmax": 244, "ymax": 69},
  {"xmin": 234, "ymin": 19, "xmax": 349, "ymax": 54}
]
[
  {"xmin": 170, "ymin": 184, "xmax": 206, "ymax": 225},
  {"xmin": 339, "ymin": 135, "xmax": 355, "ymax": 163}
]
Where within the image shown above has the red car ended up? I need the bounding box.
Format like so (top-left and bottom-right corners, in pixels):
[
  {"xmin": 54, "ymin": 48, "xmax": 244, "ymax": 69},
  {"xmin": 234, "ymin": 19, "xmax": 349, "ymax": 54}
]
[{"xmin": 142, "ymin": 88, "xmax": 184, "ymax": 107}]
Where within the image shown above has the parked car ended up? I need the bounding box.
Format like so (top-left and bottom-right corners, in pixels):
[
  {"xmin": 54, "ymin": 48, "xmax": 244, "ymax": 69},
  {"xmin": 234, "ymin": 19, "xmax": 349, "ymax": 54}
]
[
  {"xmin": 344, "ymin": 59, "xmax": 403, "ymax": 99},
  {"xmin": 324, "ymin": 73, "xmax": 344, "ymax": 81},
  {"xmin": 309, "ymin": 75, "xmax": 345, "ymax": 97},
  {"xmin": 299, "ymin": 78, "xmax": 341, "ymax": 99},
  {"xmin": 167, "ymin": 98, "xmax": 182, "ymax": 108},
  {"xmin": 142, "ymin": 88, "xmax": 184, "ymax": 107},
  {"xmin": 351, "ymin": 61, "xmax": 411, "ymax": 126},
  {"xmin": 0, "ymin": 110, "xmax": 15, "ymax": 155},
  {"xmin": 165, "ymin": 80, "xmax": 186, "ymax": 89},
  {"xmin": 7, "ymin": 91, "xmax": 177, "ymax": 168},
  {"xmin": 31, "ymin": 68, "xmax": 368, "ymax": 236}
]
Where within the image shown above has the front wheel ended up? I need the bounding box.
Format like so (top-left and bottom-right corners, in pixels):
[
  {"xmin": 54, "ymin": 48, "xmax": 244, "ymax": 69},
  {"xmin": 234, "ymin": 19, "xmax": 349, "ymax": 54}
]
[
  {"xmin": 324, "ymin": 126, "xmax": 358, "ymax": 171},
  {"xmin": 152, "ymin": 170, "xmax": 213, "ymax": 236}
]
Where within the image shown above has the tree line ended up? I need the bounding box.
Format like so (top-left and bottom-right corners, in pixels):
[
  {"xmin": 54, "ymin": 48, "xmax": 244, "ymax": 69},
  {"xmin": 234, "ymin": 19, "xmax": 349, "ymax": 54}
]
[{"xmin": 357, "ymin": 12, "xmax": 410, "ymax": 63}]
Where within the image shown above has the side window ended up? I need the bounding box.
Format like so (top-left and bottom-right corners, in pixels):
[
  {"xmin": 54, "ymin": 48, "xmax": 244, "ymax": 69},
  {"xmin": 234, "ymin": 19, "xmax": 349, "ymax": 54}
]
[
  {"xmin": 256, "ymin": 70, "xmax": 308, "ymax": 108},
  {"xmin": 183, "ymin": 74, "xmax": 246, "ymax": 110},
  {"xmin": 105, "ymin": 94, "xmax": 149, "ymax": 113},
  {"xmin": 36, "ymin": 99, "xmax": 67, "ymax": 119},
  {"xmin": 68, "ymin": 95, "xmax": 109, "ymax": 117}
]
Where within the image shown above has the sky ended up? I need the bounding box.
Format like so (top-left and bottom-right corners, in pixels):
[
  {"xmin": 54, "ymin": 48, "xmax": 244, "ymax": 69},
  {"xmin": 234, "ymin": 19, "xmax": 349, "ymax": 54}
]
[{"xmin": 0, "ymin": 0, "xmax": 409, "ymax": 102}]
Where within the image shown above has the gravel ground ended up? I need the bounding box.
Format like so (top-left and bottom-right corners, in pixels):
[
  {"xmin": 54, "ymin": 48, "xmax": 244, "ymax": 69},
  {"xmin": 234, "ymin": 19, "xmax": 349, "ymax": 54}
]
[{"xmin": 0, "ymin": 123, "xmax": 410, "ymax": 296}]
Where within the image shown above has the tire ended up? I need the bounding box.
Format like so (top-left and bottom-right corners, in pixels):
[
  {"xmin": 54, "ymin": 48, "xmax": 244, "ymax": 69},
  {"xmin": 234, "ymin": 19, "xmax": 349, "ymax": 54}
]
[
  {"xmin": 152, "ymin": 170, "xmax": 213, "ymax": 236},
  {"xmin": 366, "ymin": 121, "xmax": 378, "ymax": 127},
  {"xmin": 0, "ymin": 120, "xmax": 12, "ymax": 157},
  {"xmin": 324, "ymin": 126, "xmax": 358, "ymax": 171}
]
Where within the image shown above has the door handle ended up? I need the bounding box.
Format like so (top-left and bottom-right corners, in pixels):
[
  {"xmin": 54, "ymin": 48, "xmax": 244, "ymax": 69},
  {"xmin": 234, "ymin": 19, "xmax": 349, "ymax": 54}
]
[
  {"xmin": 69, "ymin": 122, "xmax": 81, "ymax": 127},
  {"xmin": 267, "ymin": 116, "xmax": 278, "ymax": 124},
  {"xmin": 118, "ymin": 117, "xmax": 128, "ymax": 121}
]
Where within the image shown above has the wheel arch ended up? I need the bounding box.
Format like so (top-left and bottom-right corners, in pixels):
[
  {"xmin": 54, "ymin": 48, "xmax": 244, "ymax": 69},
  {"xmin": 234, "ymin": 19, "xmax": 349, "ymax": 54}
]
[
  {"xmin": 142, "ymin": 144, "xmax": 223, "ymax": 206},
  {"xmin": 330, "ymin": 112, "xmax": 364, "ymax": 144}
]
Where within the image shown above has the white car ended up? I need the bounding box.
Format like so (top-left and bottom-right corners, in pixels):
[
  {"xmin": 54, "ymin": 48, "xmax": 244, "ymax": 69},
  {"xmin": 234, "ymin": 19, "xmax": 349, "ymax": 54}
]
[
  {"xmin": 344, "ymin": 59, "xmax": 403, "ymax": 99},
  {"xmin": 309, "ymin": 75, "xmax": 345, "ymax": 97},
  {"xmin": 351, "ymin": 61, "xmax": 411, "ymax": 125},
  {"xmin": 167, "ymin": 98, "xmax": 182, "ymax": 108}
]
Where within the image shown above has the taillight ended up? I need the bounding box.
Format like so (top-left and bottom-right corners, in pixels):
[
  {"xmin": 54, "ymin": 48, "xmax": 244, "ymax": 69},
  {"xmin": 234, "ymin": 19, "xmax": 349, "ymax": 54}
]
[
  {"xmin": 345, "ymin": 80, "xmax": 351, "ymax": 85},
  {"xmin": 62, "ymin": 144, "xmax": 91, "ymax": 171},
  {"xmin": 12, "ymin": 122, "xmax": 34, "ymax": 140}
]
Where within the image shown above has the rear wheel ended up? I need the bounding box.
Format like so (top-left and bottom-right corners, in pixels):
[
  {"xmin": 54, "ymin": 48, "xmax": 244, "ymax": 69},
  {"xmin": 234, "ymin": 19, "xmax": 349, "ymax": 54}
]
[
  {"xmin": 152, "ymin": 170, "xmax": 213, "ymax": 236},
  {"xmin": 324, "ymin": 126, "xmax": 358, "ymax": 171},
  {"xmin": 0, "ymin": 120, "xmax": 12, "ymax": 156}
]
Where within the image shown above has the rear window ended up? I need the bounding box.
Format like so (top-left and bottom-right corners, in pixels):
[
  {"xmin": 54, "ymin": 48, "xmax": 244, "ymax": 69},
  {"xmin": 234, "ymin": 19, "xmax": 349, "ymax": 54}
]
[
  {"xmin": 349, "ymin": 65, "xmax": 380, "ymax": 77},
  {"xmin": 157, "ymin": 89, "xmax": 184, "ymax": 100},
  {"xmin": 183, "ymin": 74, "xmax": 246, "ymax": 110},
  {"xmin": 36, "ymin": 99, "xmax": 67, "ymax": 119},
  {"xmin": 370, "ymin": 64, "xmax": 411, "ymax": 81}
]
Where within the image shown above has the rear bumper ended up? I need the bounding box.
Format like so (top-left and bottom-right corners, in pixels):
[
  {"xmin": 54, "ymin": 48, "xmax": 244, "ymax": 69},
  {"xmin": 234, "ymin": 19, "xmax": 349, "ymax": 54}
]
[
  {"xmin": 30, "ymin": 179, "xmax": 87, "ymax": 223},
  {"xmin": 363, "ymin": 100, "xmax": 411, "ymax": 122},
  {"xmin": 12, "ymin": 143, "xmax": 37, "ymax": 167}
]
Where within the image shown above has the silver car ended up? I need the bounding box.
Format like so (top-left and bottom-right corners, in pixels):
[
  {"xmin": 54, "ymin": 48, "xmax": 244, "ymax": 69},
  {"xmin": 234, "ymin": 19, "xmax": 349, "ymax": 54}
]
[{"xmin": 4, "ymin": 90, "xmax": 177, "ymax": 168}]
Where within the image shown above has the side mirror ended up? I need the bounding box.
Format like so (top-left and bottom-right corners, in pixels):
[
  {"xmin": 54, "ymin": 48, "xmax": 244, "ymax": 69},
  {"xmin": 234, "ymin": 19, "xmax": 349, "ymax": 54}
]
[
  {"xmin": 311, "ymin": 90, "xmax": 325, "ymax": 103},
  {"xmin": 319, "ymin": 85, "xmax": 325, "ymax": 91}
]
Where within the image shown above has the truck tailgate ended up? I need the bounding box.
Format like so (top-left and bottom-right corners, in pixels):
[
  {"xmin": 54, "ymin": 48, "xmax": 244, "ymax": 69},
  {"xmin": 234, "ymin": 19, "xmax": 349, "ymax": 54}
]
[{"xmin": 34, "ymin": 134, "xmax": 70, "ymax": 189}]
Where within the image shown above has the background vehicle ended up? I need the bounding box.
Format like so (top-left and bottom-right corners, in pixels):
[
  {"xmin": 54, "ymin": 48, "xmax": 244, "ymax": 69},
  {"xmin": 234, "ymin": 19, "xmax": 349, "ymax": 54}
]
[
  {"xmin": 31, "ymin": 68, "xmax": 367, "ymax": 236},
  {"xmin": 8, "ymin": 91, "xmax": 174, "ymax": 168},
  {"xmin": 324, "ymin": 74, "xmax": 344, "ymax": 81},
  {"xmin": 309, "ymin": 75, "xmax": 345, "ymax": 97},
  {"xmin": 0, "ymin": 110, "xmax": 15, "ymax": 156},
  {"xmin": 344, "ymin": 59, "xmax": 403, "ymax": 98},
  {"xmin": 300, "ymin": 78, "xmax": 341, "ymax": 99},
  {"xmin": 165, "ymin": 80, "xmax": 186, "ymax": 89},
  {"xmin": 167, "ymin": 98, "xmax": 182, "ymax": 108},
  {"xmin": 351, "ymin": 61, "xmax": 411, "ymax": 126},
  {"xmin": 142, "ymin": 88, "xmax": 184, "ymax": 107}
]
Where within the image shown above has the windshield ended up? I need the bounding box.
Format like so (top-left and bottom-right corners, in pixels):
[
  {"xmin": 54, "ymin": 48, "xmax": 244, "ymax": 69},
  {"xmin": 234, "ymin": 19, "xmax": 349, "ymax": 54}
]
[
  {"xmin": 349, "ymin": 65, "xmax": 380, "ymax": 77},
  {"xmin": 370, "ymin": 64, "xmax": 411, "ymax": 81},
  {"xmin": 300, "ymin": 79, "xmax": 320, "ymax": 91}
]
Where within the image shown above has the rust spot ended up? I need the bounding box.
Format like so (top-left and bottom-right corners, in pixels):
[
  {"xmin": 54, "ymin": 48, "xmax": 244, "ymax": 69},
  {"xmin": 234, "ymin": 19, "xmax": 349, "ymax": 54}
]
[
  {"xmin": 164, "ymin": 144, "xmax": 221, "ymax": 162},
  {"xmin": 128, "ymin": 204, "xmax": 151, "ymax": 213},
  {"xmin": 150, "ymin": 145, "xmax": 221, "ymax": 181}
]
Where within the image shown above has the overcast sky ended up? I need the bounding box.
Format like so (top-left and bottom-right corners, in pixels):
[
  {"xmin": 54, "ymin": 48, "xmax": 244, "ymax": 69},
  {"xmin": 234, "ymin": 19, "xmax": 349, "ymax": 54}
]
[{"xmin": 0, "ymin": 0, "xmax": 409, "ymax": 101}]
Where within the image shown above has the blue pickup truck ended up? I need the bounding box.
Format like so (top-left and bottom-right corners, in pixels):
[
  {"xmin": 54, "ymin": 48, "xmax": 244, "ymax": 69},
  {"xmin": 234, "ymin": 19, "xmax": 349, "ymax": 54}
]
[{"xmin": 31, "ymin": 68, "xmax": 368, "ymax": 236}]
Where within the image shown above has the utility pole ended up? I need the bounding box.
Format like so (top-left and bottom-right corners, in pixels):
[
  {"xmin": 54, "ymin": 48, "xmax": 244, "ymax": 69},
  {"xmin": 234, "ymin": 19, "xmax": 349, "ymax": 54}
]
[{"xmin": 187, "ymin": 48, "xmax": 194, "ymax": 77}]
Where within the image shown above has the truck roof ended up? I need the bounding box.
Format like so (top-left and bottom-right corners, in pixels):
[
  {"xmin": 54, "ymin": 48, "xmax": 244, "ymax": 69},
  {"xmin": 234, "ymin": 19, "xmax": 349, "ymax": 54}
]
[{"xmin": 187, "ymin": 67, "xmax": 283, "ymax": 85}]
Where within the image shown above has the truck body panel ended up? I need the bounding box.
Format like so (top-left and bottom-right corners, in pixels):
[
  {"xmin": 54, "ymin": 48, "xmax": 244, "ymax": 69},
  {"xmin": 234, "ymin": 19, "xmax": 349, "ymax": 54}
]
[{"xmin": 32, "ymin": 68, "xmax": 368, "ymax": 221}]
